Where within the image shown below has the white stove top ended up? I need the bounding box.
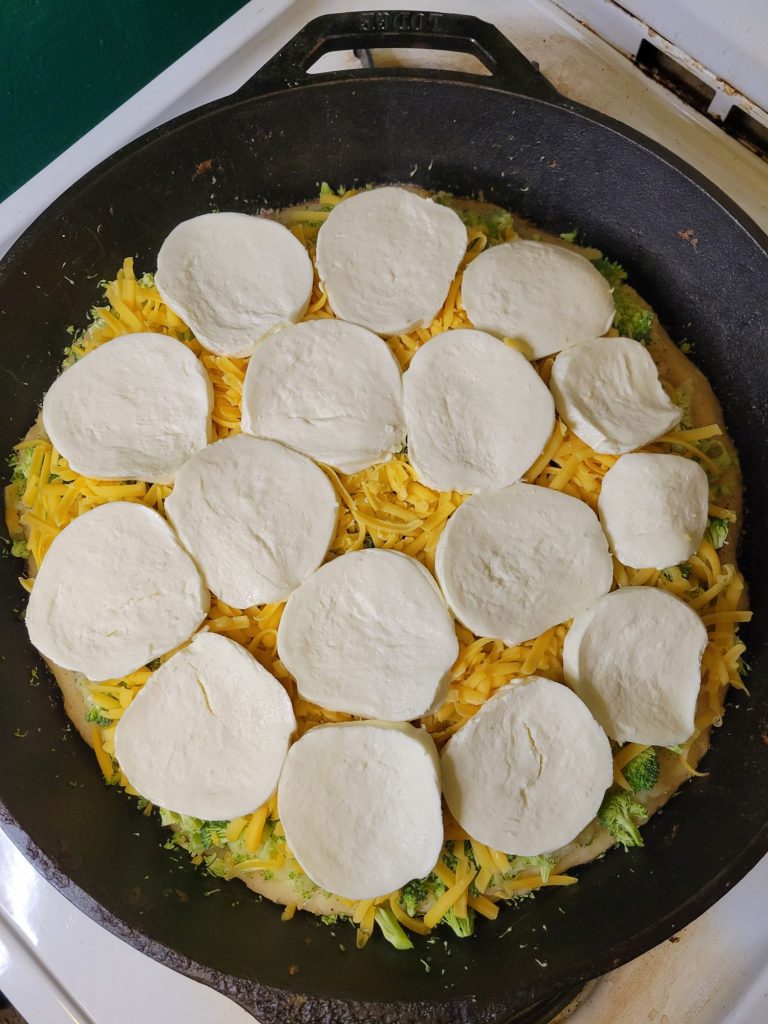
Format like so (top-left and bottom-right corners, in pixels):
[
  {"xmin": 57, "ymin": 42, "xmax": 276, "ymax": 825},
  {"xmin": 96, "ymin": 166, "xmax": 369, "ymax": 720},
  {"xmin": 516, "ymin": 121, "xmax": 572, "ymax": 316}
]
[{"xmin": 1, "ymin": 2, "xmax": 766, "ymax": 1021}]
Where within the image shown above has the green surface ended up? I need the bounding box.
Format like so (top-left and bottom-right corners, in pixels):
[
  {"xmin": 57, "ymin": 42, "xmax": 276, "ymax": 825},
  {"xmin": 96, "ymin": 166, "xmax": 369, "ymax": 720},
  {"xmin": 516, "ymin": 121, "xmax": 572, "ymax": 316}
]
[{"xmin": 0, "ymin": 0, "xmax": 247, "ymax": 203}]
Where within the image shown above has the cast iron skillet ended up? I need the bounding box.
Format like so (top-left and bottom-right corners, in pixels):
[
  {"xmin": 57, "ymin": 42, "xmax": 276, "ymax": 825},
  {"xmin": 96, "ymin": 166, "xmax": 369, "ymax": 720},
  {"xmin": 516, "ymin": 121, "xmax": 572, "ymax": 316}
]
[{"xmin": 0, "ymin": 11, "xmax": 766, "ymax": 1024}]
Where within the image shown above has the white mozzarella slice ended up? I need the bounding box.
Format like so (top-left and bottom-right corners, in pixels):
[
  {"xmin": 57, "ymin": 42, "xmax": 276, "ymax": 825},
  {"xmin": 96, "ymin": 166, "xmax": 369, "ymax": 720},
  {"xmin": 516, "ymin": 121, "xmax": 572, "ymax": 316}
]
[
  {"xmin": 26, "ymin": 503, "xmax": 209, "ymax": 682},
  {"xmin": 315, "ymin": 187, "xmax": 467, "ymax": 335},
  {"xmin": 241, "ymin": 319, "xmax": 406, "ymax": 473},
  {"xmin": 563, "ymin": 587, "xmax": 707, "ymax": 745},
  {"xmin": 441, "ymin": 677, "xmax": 612, "ymax": 855},
  {"xmin": 277, "ymin": 549, "xmax": 458, "ymax": 720},
  {"xmin": 278, "ymin": 721, "xmax": 443, "ymax": 899},
  {"xmin": 461, "ymin": 240, "xmax": 615, "ymax": 359},
  {"xmin": 550, "ymin": 337, "xmax": 681, "ymax": 454},
  {"xmin": 165, "ymin": 435, "xmax": 337, "ymax": 608},
  {"xmin": 42, "ymin": 333, "xmax": 212, "ymax": 484},
  {"xmin": 403, "ymin": 329, "xmax": 555, "ymax": 492},
  {"xmin": 114, "ymin": 632, "xmax": 295, "ymax": 819},
  {"xmin": 436, "ymin": 483, "xmax": 613, "ymax": 645},
  {"xmin": 598, "ymin": 453, "xmax": 709, "ymax": 569},
  {"xmin": 155, "ymin": 212, "xmax": 313, "ymax": 357}
]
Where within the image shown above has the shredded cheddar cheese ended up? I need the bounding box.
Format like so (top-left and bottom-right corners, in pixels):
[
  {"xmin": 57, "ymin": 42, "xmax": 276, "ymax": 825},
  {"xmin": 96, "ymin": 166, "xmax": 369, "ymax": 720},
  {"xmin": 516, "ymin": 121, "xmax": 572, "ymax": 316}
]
[{"xmin": 4, "ymin": 189, "xmax": 750, "ymax": 944}]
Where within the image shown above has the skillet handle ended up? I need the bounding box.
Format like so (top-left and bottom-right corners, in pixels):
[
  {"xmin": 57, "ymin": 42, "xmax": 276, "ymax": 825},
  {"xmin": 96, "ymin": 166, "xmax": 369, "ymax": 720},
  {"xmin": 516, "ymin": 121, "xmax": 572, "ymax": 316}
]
[{"xmin": 238, "ymin": 9, "xmax": 559, "ymax": 100}]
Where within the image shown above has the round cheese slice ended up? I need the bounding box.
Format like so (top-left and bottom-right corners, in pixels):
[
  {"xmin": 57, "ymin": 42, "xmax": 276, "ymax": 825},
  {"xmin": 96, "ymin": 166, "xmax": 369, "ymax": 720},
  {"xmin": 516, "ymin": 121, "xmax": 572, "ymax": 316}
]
[
  {"xmin": 26, "ymin": 502, "xmax": 209, "ymax": 682},
  {"xmin": 278, "ymin": 721, "xmax": 443, "ymax": 899},
  {"xmin": 155, "ymin": 212, "xmax": 313, "ymax": 357},
  {"xmin": 550, "ymin": 336, "xmax": 681, "ymax": 454},
  {"xmin": 277, "ymin": 549, "xmax": 458, "ymax": 720},
  {"xmin": 598, "ymin": 453, "xmax": 709, "ymax": 569},
  {"xmin": 403, "ymin": 329, "xmax": 555, "ymax": 492},
  {"xmin": 42, "ymin": 333, "xmax": 212, "ymax": 484},
  {"xmin": 461, "ymin": 240, "xmax": 615, "ymax": 359},
  {"xmin": 114, "ymin": 632, "xmax": 295, "ymax": 819},
  {"xmin": 441, "ymin": 677, "xmax": 612, "ymax": 855},
  {"xmin": 165, "ymin": 435, "xmax": 338, "ymax": 608},
  {"xmin": 435, "ymin": 483, "xmax": 613, "ymax": 645},
  {"xmin": 563, "ymin": 587, "xmax": 707, "ymax": 746},
  {"xmin": 241, "ymin": 319, "xmax": 406, "ymax": 473},
  {"xmin": 315, "ymin": 186, "xmax": 467, "ymax": 335}
]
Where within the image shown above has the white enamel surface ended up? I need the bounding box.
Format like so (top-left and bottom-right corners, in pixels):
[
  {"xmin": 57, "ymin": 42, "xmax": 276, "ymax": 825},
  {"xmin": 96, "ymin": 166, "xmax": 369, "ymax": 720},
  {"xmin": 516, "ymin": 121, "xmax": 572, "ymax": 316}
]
[
  {"xmin": 550, "ymin": 336, "xmax": 682, "ymax": 454},
  {"xmin": 563, "ymin": 586, "xmax": 708, "ymax": 745},
  {"xmin": 1, "ymin": 2, "xmax": 766, "ymax": 1019},
  {"xmin": 155, "ymin": 212, "xmax": 313, "ymax": 357},
  {"xmin": 461, "ymin": 240, "xmax": 616, "ymax": 359},
  {"xmin": 278, "ymin": 720, "xmax": 443, "ymax": 899},
  {"xmin": 241, "ymin": 318, "xmax": 406, "ymax": 473},
  {"xmin": 403, "ymin": 328, "xmax": 555, "ymax": 492},
  {"xmin": 435, "ymin": 482, "xmax": 613, "ymax": 645},
  {"xmin": 42, "ymin": 333, "xmax": 213, "ymax": 483},
  {"xmin": 315, "ymin": 186, "xmax": 467, "ymax": 335},
  {"xmin": 277, "ymin": 549, "xmax": 458, "ymax": 719},
  {"xmin": 598, "ymin": 452, "xmax": 710, "ymax": 569},
  {"xmin": 25, "ymin": 502, "xmax": 209, "ymax": 682},
  {"xmin": 165, "ymin": 434, "xmax": 338, "ymax": 607},
  {"xmin": 114, "ymin": 633, "xmax": 295, "ymax": 819},
  {"xmin": 441, "ymin": 676, "xmax": 612, "ymax": 855}
]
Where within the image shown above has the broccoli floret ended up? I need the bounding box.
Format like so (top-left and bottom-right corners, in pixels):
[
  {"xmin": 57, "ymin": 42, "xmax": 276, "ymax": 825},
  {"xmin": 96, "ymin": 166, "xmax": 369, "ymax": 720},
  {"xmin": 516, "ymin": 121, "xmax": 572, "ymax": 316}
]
[
  {"xmin": 84, "ymin": 706, "xmax": 111, "ymax": 727},
  {"xmin": 320, "ymin": 914, "xmax": 339, "ymax": 926},
  {"xmin": 623, "ymin": 747, "xmax": 660, "ymax": 791},
  {"xmin": 9, "ymin": 446, "xmax": 35, "ymax": 497},
  {"xmin": 199, "ymin": 820, "xmax": 229, "ymax": 847},
  {"xmin": 401, "ymin": 878, "xmax": 428, "ymax": 917},
  {"xmin": 458, "ymin": 209, "xmax": 514, "ymax": 242},
  {"xmin": 614, "ymin": 291, "xmax": 654, "ymax": 343},
  {"xmin": 442, "ymin": 906, "xmax": 475, "ymax": 938},
  {"xmin": 374, "ymin": 907, "xmax": 413, "ymax": 950},
  {"xmin": 506, "ymin": 854, "xmax": 556, "ymax": 882},
  {"xmin": 158, "ymin": 807, "xmax": 179, "ymax": 827},
  {"xmin": 11, "ymin": 539, "xmax": 29, "ymax": 559},
  {"xmin": 706, "ymin": 516, "xmax": 730, "ymax": 549},
  {"xmin": 592, "ymin": 257, "xmax": 654, "ymax": 342},
  {"xmin": 204, "ymin": 854, "xmax": 228, "ymax": 878},
  {"xmin": 598, "ymin": 790, "xmax": 648, "ymax": 849},
  {"xmin": 592, "ymin": 257, "xmax": 627, "ymax": 291},
  {"xmin": 559, "ymin": 228, "xmax": 579, "ymax": 243},
  {"xmin": 443, "ymin": 846, "xmax": 459, "ymax": 872}
]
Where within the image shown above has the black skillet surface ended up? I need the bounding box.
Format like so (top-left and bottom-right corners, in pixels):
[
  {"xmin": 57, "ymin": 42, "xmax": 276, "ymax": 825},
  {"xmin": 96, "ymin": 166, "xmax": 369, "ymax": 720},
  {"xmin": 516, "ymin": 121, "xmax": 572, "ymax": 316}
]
[{"xmin": 0, "ymin": 11, "xmax": 767, "ymax": 1024}]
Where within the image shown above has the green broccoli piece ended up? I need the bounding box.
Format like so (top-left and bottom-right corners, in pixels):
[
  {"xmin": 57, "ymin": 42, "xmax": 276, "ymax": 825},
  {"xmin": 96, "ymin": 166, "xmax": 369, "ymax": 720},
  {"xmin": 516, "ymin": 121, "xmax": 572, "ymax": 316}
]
[
  {"xmin": 443, "ymin": 846, "xmax": 459, "ymax": 872},
  {"xmin": 374, "ymin": 907, "xmax": 413, "ymax": 950},
  {"xmin": 706, "ymin": 516, "xmax": 730, "ymax": 549},
  {"xmin": 84, "ymin": 706, "xmax": 111, "ymax": 728},
  {"xmin": 458, "ymin": 209, "xmax": 514, "ymax": 242},
  {"xmin": 320, "ymin": 914, "xmax": 339, "ymax": 926},
  {"xmin": 623, "ymin": 747, "xmax": 660, "ymax": 791},
  {"xmin": 592, "ymin": 257, "xmax": 627, "ymax": 291},
  {"xmin": 9, "ymin": 446, "xmax": 35, "ymax": 497},
  {"xmin": 11, "ymin": 539, "xmax": 29, "ymax": 559},
  {"xmin": 506, "ymin": 854, "xmax": 556, "ymax": 882},
  {"xmin": 614, "ymin": 291, "xmax": 654, "ymax": 343},
  {"xmin": 400, "ymin": 878, "xmax": 428, "ymax": 917},
  {"xmin": 598, "ymin": 790, "xmax": 648, "ymax": 849},
  {"xmin": 442, "ymin": 906, "xmax": 475, "ymax": 938},
  {"xmin": 199, "ymin": 820, "xmax": 229, "ymax": 847},
  {"xmin": 158, "ymin": 807, "xmax": 179, "ymax": 827},
  {"xmin": 559, "ymin": 228, "xmax": 579, "ymax": 243},
  {"xmin": 204, "ymin": 854, "xmax": 228, "ymax": 878},
  {"xmin": 592, "ymin": 257, "xmax": 654, "ymax": 342}
]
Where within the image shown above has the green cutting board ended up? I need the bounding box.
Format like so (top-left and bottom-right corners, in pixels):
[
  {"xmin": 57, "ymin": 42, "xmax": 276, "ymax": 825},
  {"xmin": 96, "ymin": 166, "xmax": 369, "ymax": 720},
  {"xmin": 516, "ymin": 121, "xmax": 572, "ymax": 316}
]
[{"xmin": 0, "ymin": 0, "xmax": 247, "ymax": 204}]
